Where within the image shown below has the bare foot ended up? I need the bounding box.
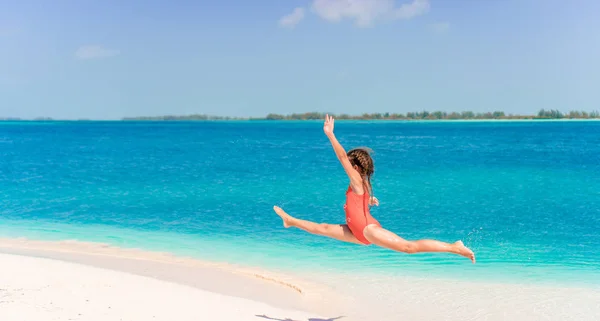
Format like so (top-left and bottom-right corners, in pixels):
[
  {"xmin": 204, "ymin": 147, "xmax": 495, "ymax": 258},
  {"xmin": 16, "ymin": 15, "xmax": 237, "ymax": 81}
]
[
  {"xmin": 454, "ymin": 241, "xmax": 476, "ymax": 263},
  {"xmin": 273, "ymin": 206, "xmax": 294, "ymax": 228}
]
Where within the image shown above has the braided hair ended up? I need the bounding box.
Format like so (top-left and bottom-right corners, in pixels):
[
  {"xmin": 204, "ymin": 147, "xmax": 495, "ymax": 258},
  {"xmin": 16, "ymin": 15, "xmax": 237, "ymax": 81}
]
[{"xmin": 347, "ymin": 147, "xmax": 375, "ymax": 200}]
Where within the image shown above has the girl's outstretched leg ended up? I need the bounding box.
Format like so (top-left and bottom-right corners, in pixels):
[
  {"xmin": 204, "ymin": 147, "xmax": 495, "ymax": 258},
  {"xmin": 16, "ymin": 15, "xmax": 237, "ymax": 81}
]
[
  {"xmin": 273, "ymin": 206, "xmax": 362, "ymax": 245},
  {"xmin": 363, "ymin": 225, "xmax": 475, "ymax": 263}
]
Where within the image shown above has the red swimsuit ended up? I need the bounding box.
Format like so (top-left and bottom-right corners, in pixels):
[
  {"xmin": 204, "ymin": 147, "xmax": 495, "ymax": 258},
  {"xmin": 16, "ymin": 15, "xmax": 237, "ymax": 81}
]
[{"xmin": 344, "ymin": 186, "xmax": 381, "ymax": 244}]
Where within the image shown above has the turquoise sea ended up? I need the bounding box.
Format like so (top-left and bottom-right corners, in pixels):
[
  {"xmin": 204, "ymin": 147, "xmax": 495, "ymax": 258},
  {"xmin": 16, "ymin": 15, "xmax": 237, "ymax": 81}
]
[{"xmin": 1, "ymin": 120, "xmax": 599, "ymax": 287}]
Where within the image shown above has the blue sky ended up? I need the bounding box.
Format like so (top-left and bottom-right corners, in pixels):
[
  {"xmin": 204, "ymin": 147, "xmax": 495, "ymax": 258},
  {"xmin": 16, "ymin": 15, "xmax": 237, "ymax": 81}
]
[{"xmin": 1, "ymin": 0, "xmax": 599, "ymax": 120}]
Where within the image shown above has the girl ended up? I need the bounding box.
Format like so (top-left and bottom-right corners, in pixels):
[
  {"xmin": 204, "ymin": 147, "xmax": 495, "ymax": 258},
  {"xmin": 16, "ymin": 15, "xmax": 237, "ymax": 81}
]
[{"xmin": 273, "ymin": 115, "xmax": 475, "ymax": 263}]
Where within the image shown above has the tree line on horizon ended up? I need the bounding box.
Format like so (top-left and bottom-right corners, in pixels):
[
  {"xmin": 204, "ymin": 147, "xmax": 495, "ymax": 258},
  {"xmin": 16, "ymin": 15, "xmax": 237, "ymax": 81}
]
[
  {"xmin": 264, "ymin": 109, "xmax": 600, "ymax": 120},
  {"xmin": 121, "ymin": 114, "xmax": 246, "ymax": 121},
  {"xmin": 120, "ymin": 109, "xmax": 600, "ymax": 121},
  {"xmin": 3, "ymin": 109, "xmax": 599, "ymax": 121}
]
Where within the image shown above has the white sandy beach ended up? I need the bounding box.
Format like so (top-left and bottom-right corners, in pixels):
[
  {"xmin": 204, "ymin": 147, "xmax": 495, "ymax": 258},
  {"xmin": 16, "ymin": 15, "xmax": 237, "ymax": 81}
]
[
  {"xmin": 1, "ymin": 238, "xmax": 599, "ymax": 321},
  {"xmin": 0, "ymin": 252, "xmax": 333, "ymax": 321}
]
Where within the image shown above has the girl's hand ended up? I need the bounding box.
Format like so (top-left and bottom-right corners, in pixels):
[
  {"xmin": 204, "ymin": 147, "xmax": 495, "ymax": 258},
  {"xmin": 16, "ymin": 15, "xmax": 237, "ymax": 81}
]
[
  {"xmin": 323, "ymin": 114, "xmax": 334, "ymax": 135},
  {"xmin": 369, "ymin": 197, "xmax": 379, "ymax": 206}
]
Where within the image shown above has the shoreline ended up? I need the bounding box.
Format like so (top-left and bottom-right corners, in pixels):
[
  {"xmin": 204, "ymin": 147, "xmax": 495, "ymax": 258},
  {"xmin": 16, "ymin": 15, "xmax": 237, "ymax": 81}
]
[
  {"xmin": 1, "ymin": 237, "xmax": 599, "ymax": 321},
  {"xmin": 1, "ymin": 218, "xmax": 598, "ymax": 289},
  {"xmin": 0, "ymin": 253, "xmax": 334, "ymax": 321},
  {"xmin": 0, "ymin": 237, "xmax": 345, "ymax": 320},
  {"xmin": 0, "ymin": 237, "xmax": 336, "ymax": 297}
]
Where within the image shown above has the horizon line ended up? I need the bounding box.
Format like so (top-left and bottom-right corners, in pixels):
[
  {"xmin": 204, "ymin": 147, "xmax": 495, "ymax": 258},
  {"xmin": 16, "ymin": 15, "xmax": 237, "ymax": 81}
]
[{"xmin": 2, "ymin": 109, "xmax": 600, "ymax": 122}]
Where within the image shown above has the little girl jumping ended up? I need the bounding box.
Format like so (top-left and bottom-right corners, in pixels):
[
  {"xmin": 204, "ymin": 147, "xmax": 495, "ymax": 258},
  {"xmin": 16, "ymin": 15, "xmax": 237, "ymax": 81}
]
[{"xmin": 273, "ymin": 115, "xmax": 475, "ymax": 263}]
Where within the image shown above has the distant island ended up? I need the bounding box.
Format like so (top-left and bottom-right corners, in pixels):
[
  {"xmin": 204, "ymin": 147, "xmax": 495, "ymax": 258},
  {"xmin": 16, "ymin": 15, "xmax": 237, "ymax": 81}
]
[
  {"xmin": 121, "ymin": 109, "xmax": 600, "ymax": 121},
  {"xmin": 2, "ymin": 109, "xmax": 599, "ymax": 121}
]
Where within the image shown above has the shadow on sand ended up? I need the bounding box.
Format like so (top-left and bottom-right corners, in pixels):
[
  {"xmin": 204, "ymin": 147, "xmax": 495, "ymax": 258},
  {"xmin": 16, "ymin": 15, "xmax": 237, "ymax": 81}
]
[{"xmin": 255, "ymin": 314, "xmax": 345, "ymax": 321}]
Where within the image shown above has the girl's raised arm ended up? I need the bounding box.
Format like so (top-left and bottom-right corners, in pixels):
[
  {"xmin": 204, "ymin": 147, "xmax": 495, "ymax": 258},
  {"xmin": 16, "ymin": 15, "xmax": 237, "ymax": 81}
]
[{"xmin": 323, "ymin": 115, "xmax": 363, "ymax": 192}]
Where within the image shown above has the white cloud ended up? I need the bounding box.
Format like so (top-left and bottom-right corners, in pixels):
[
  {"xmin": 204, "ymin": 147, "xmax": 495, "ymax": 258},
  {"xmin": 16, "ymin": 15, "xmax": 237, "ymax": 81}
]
[
  {"xmin": 430, "ymin": 22, "xmax": 450, "ymax": 33},
  {"xmin": 311, "ymin": 0, "xmax": 430, "ymax": 27},
  {"xmin": 393, "ymin": 0, "xmax": 430, "ymax": 20},
  {"xmin": 279, "ymin": 7, "xmax": 306, "ymax": 28},
  {"xmin": 75, "ymin": 45, "xmax": 120, "ymax": 60}
]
